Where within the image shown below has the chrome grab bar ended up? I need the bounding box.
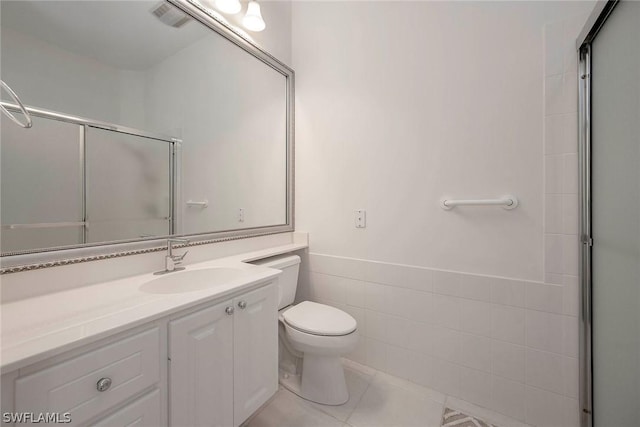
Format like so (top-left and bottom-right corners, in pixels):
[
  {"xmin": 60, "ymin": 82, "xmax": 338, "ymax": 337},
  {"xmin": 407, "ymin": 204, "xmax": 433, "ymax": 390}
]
[
  {"xmin": 440, "ymin": 195, "xmax": 519, "ymax": 210},
  {"xmin": 186, "ymin": 199, "xmax": 209, "ymax": 208},
  {"xmin": 0, "ymin": 80, "xmax": 32, "ymax": 129}
]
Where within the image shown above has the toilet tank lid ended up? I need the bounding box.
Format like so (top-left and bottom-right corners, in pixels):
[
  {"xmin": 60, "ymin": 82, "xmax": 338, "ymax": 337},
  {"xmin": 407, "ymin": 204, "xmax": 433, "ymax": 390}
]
[
  {"xmin": 282, "ymin": 301, "xmax": 357, "ymax": 336},
  {"xmin": 249, "ymin": 254, "xmax": 301, "ymax": 269}
]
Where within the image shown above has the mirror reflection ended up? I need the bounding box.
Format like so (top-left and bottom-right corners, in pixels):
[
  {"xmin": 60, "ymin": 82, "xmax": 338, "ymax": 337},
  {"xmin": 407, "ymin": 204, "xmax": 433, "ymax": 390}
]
[{"xmin": 0, "ymin": 0, "xmax": 288, "ymax": 254}]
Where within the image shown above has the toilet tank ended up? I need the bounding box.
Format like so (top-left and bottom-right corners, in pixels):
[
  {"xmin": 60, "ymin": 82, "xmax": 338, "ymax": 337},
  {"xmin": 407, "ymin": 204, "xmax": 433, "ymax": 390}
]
[{"xmin": 250, "ymin": 254, "xmax": 300, "ymax": 310}]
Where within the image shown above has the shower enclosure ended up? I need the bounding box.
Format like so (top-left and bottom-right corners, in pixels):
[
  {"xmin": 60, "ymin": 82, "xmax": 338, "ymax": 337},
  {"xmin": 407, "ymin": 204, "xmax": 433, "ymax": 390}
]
[
  {"xmin": 0, "ymin": 105, "xmax": 179, "ymax": 253},
  {"xmin": 577, "ymin": 1, "xmax": 639, "ymax": 426}
]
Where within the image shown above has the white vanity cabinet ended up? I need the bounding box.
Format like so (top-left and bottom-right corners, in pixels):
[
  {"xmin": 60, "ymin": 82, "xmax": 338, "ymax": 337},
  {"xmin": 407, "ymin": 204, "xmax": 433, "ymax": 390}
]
[
  {"xmin": 1, "ymin": 280, "xmax": 279, "ymax": 427},
  {"xmin": 169, "ymin": 283, "xmax": 278, "ymax": 427}
]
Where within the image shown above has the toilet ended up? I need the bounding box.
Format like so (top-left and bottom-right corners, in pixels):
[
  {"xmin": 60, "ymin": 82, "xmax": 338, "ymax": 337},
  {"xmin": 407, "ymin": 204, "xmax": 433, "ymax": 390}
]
[{"xmin": 251, "ymin": 254, "xmax": 358, "ymax": 405}]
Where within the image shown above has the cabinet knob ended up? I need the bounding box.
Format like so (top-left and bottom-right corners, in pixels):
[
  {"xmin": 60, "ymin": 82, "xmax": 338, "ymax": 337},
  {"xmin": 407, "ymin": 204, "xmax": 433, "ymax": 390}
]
[
  {"xmin": 96, "ymin": 377, "xmax": 112, "ymax": 392},
  {"xmin": 225, "ymin": 306, "xmax": 234, "ymax": 315},
  {"xmin": 238, "ymin": 300, "xmax": 247, "ymax": 309}
]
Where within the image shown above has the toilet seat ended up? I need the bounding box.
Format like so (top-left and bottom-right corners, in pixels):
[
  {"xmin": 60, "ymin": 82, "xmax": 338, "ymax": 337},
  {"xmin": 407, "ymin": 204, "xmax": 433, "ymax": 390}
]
[{"xmin": 282, "ymin": 301, "xmax": 357, "ymax": 336}]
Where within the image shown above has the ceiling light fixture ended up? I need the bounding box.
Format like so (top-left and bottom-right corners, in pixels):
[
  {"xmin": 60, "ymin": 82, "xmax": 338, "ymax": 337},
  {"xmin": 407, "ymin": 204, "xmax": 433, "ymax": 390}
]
[{"xmin": 242, "ymin": 0, "xmax": 265, "ymax": 32}]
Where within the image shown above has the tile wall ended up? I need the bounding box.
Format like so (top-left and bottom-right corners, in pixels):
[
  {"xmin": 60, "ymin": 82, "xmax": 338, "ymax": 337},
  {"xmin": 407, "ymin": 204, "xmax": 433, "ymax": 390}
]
[{"xmin": 297, "ymin": 253, "xmax": 578, "ymax": 426}]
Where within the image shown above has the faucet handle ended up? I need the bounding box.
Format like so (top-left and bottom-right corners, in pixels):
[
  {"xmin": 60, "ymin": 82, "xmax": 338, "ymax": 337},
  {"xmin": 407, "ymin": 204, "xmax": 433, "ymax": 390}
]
[{"xmin": 174, "ymin": 251, "xmax": 189, "ymax": 263}]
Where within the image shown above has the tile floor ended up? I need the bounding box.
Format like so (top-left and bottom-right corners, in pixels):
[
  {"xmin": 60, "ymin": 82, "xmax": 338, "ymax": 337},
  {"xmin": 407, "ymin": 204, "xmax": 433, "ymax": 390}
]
[{"xmin": 245, "ymin": 360, "xmax": 531, "ymax": 427}]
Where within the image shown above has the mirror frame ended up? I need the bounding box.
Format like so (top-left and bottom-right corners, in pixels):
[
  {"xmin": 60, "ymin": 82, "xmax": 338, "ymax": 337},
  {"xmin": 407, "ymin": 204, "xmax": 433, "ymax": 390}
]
[{"xmin": 0, "ymin": 0, "xmax": 295, "ymax": 273}]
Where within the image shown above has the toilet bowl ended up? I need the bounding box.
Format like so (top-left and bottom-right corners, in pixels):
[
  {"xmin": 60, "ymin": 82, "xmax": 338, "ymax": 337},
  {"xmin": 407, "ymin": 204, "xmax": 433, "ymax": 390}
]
[
  {"xmin": 280, "ymin": 301, "xmax": 358, "ymax": 405},
  {"xmin": 250, "ymin": 255, "xmax": 358, "ymax": 406}
]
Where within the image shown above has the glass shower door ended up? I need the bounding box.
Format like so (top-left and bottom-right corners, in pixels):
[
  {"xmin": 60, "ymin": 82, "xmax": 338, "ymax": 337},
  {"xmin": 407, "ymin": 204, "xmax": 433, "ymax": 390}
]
[{"xmin": 590, "ymin": 1, "xmax": 640, "ymax": 426}]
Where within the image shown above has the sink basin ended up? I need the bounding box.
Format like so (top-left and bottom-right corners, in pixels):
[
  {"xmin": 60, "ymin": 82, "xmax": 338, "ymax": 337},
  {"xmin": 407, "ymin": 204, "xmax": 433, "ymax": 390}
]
[{"xmin": 139, "ymin": 267, "xmax": 248, "ymax": 294}]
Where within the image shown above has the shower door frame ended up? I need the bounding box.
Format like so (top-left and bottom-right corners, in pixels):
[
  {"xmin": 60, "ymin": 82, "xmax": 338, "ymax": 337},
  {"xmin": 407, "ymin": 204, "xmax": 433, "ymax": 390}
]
[
  {"xmin": 0, "ymin": 102, "xmax": 181, "ymax": 251},
  {"xmin": 576, "ymin": 1, "xmax": 620, "ymax": 426}
]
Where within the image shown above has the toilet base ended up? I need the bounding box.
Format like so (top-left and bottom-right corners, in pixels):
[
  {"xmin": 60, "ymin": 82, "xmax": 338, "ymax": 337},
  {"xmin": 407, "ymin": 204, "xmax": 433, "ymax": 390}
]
[{"xmin": 279, "ymin": 355, "xmax": 349, "ymax": 406}]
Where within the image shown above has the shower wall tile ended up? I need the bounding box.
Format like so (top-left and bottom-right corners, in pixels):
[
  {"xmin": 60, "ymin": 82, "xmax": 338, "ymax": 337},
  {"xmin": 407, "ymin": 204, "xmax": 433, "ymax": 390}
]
[
  {"xmin": 459, "ymin": 299, "xmax": 493, "ymax": 337},
  {"xmin": 562, "ymin": 275, "xmax": 579, "ymax": 316},
  {"xmin": 365, "ymin": 337, "xmax": 388, "ymax": 371},
  {"xmin": 545, "ymin": 154, "xmax": 564, "ymax": 194},
  {"xmin": 545, "ymin": 73, "xmax": 565, "ymax": 115},
  {"xmin": 459, "ymin": 366, "xmax": 494, "ymax": 409},
  {"xmin": 562, "ymin": 194, "xmax": 579, "ymax": 235},
  {"xmin": 545, "ymin": 112, "xmax": 578, "ymax": 155},
  {"xmin": 563, "ymin": 356, "xmax": 579, "ymax": 399},
  {"xmin": 559, "ymin": 72, "xmax": 579, "ymax": 114},
  {"xmin": 432, "ymin": 270, "xmax": 461, "ymax": 296},
  {"xmin": 525, "ymin": 348, "xmax": 565, "ymax": 394},
  {"xmin": 542, "ymin": 17, "xmax": 582, "ymax": 425},
  {"xmin": 545, "ymin": 194, "xmax": 563, "ymax": 234},
  {"xmin": 544, "ymin": 234, "xmax": 564, "ymax": 274},
  {"xmin": 458, "ymin": 274, "xmax": 493, "ymax": 302},
  {"xmin": 431, "ymin": 357, "xmax": 461, "ymax": 397},
  {"xmin": 544, "ymin": 272, "xmax": 563, "ymax": 285},
  {"xmin": 562, "ymin": 235, "xmax": 579, "ymax": 275},
  {"xmin": 562, "ymin": 315, "xmax": 579, "ymax": 358},
  {"xmin": 545, "ymin": 113, "xmax": 565, "ymax": 155},
  {"xmin": 525, "ymin": 385, "xmax": 574, "ymax": 427},
  {"xmin": 459, "ymin": 333, "xmax": 492, "ymax": 373},
  {"xmin": 525, "ymin": 309, "xmax": 564, "ymax": 353},
  {"xmin": 491, "ymin": 278, "xmax": 525, "ymax": 308},
  {"xmin": 491, "ymin": 340, "xmax": 525, "ymax": 383},
  {"xmin": 492, "ymin": 376, "xmax": 526, "ymax": 421},
  {"xmin": 525, "ymin": 282, "xmax": 563, "ymax": 314},
  {"xmin": 432, "ymin": 294, "xmax": 461, "ymax": 330},
  {"xmin": 492, "ymin": 305, "xmax": 526, "ymax": 345},
  {"xmin": 564, "ymin": 112, "xmax": 579, "ymax": 152},
  {"xmin": 562, "ymin": 153, "xmax": 579, "ymax": 194}
]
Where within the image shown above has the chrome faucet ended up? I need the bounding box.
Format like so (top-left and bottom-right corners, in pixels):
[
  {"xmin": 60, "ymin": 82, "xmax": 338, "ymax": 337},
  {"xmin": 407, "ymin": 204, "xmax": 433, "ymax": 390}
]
[{"xmin": 155, "ymin": 238, "xmax": 189, "ymax": 275}]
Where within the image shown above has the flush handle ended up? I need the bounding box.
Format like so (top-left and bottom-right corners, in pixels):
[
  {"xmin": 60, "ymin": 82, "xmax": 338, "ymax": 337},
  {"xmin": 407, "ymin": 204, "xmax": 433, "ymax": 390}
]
[
  {"xmin": 96, "ymin": 377, "xmax": 112, "ymax": 392},
  {"xmin": 238, "ymin": 300, "xmax": 247, "ymax": 309}
]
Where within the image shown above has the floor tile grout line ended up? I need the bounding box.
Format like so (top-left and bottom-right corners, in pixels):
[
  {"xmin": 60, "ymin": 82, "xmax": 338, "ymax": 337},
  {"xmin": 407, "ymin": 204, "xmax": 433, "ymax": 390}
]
[
  {"xmin": 282, "ymin": 364, "xmax": 378, "ymax": 425},
  {"xmin": 343, "ymin": 370, "xmax": 376, "ymax": 425}
]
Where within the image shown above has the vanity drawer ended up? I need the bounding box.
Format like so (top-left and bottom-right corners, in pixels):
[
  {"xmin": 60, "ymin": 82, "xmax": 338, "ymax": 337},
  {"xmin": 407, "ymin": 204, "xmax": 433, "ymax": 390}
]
[
  {"xmin": 15, "ymin": 328, "xmax": 160, "ymax": 427},
  {"xmin": 92, "ymin": 389, "xmax": 160, "ymax": 427}
]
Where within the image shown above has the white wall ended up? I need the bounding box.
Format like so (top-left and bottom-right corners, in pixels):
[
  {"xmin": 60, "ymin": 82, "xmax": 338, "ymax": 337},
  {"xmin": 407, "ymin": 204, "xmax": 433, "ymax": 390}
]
[
  {"xmin": 144, "ymin": 34, "xmax": 287, "ymax": 234},
  {"xmin": 0, "ymin": 27, "xmax": 145, "ymax": 129},
  {"xmin": 294, "ymin": 1, "xmax": 592, "ymax": 281},
  {"xmin": 292, "ymin": 1, "xmax": 595, "ymax": 425}
]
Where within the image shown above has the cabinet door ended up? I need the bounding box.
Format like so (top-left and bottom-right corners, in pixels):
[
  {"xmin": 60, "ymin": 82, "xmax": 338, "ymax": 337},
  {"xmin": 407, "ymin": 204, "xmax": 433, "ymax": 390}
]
[
  {"xmin": 233, "ymin": 284, "xmax": 278, "ymax": 425},
  {"xmin": 169, "ymin": 300, "xmax": 234, "ymax": 427}
]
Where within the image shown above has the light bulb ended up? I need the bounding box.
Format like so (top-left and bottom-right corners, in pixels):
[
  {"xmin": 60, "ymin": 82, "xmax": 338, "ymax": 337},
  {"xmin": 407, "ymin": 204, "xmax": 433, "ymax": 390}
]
[
  {"xmin": 215, "ymin": 0, "xmax": 241, "ymax": 14},
  {"xmin": 243, "ymin": 0, "xmax": 265, "ymax": 32}
]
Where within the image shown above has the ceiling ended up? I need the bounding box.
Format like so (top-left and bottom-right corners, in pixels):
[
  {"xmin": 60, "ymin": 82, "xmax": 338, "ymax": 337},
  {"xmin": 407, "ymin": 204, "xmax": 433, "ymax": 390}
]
[{"xmin": 1, "ymin": 1, "xmax": 211, "ymax": 71}]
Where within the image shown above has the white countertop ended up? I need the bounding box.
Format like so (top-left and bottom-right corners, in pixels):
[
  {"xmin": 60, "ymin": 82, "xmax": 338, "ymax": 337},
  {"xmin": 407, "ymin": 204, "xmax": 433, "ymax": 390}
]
[{"xmin": 0, "ymin": 243, "xmax": 306, "ymax": 374}]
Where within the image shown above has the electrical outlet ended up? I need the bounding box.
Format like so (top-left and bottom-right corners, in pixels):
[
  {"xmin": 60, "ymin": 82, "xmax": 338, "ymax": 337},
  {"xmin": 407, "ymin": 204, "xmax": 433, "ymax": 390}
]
[
  {"xmin": 238, "ymin": 208, "xmax": 245, "ymax": 222},
  {"xmin": 355, "ymin": 209, "xmax": 366, "ymax": 228}
]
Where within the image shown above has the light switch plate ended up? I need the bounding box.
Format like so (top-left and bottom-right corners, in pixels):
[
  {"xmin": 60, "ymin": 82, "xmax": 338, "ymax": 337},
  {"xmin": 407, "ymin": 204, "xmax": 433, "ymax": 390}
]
[{"xmin": 355, "ymin": 209, "xmax": 366, "ymax": 228}]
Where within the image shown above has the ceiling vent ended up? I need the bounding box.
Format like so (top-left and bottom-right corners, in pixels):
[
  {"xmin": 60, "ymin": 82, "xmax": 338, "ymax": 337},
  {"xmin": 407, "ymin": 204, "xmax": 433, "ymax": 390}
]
[{"xmin": 150, "ymin": 2, "xmax": 191, "ymax": 28}]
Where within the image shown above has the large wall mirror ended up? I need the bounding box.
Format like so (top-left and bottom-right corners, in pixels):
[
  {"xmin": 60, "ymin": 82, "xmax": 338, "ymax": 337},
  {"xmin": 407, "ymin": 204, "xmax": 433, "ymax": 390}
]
[{"xmin": 0, "ymin": 0, "xmax": 294, "ymax": 268}]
